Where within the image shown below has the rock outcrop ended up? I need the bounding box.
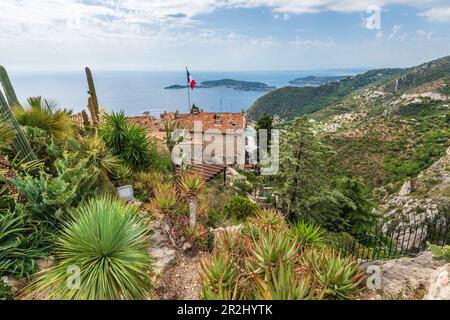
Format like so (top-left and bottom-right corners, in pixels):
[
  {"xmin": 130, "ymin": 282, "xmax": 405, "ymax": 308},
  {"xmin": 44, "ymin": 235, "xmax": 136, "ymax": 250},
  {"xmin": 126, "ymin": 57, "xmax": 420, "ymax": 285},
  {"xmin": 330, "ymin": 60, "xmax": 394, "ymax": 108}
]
[
  {"xmin": 361, "ymin": 251, "xmax": 446, "ymax": 299},
  {"xmin": 424, "ymin": 264, "xmax": 450, "ymax": 300}
]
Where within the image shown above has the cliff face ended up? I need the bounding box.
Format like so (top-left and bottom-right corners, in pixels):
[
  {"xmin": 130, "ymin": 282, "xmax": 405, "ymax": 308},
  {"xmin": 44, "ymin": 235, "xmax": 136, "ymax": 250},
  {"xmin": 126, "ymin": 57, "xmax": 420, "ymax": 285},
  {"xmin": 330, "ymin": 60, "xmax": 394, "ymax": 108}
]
[{"xmin": 384, "ymin": 146, "xmax": 450, "ymax": 224}]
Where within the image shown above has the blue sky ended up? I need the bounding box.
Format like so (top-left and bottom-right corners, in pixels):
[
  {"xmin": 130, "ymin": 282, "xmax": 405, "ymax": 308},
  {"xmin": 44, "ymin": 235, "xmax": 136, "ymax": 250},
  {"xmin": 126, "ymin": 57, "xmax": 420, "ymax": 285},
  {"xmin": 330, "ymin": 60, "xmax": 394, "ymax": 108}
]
[{"xmin": 0, "ymin": 0, "xmax": 449, "ymax": 72}]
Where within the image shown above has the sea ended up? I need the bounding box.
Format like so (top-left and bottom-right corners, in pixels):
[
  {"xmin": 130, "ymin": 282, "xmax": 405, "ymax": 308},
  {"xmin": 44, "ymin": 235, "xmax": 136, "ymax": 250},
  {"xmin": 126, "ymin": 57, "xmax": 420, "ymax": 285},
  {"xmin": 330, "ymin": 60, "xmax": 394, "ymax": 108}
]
[{"xmin": 9, "ymin": 69, "xmax": 364, "ymax": 118}]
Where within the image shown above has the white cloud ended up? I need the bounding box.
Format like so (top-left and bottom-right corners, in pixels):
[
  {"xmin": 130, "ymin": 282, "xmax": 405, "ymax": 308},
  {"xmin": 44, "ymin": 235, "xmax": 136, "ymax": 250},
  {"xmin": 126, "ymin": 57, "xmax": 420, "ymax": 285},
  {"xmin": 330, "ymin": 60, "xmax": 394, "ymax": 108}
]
[
  {"xmin": 419, "ymin": 8, "xmax": 450, "ymax": 22},
  {"xmin": 0, "ymin": 0, "xmax": 449, "ymax": 71}
]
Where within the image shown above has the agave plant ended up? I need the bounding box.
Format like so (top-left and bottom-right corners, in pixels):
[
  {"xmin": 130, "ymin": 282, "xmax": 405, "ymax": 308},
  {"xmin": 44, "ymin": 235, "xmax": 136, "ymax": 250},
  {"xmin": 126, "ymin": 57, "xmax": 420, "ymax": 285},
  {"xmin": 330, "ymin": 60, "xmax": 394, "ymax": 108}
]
[
  {"xmin": 178, "ymin": 173, "xmax": 205, "ymax": 227},
  {"xmin": 151, "ymin": 182, "xmax": 177, "ymax": 215},
  {"xmin": 303, "ymin": 248, "xmax": 365, "ymax": 300},
  {"xmin": 21, "ymin": 196, "xmax": 154, "ymax": 300},
  {"xmin": 291, "ymin": 220, "xmax": 325, "ymax": 249},
  {"xmin": 12, "ymin": 97, "xmax": 75, "ymax": 140},
  {"xmin": 199, "ymin": 252, "xmax": 244, "ymax": 300}
]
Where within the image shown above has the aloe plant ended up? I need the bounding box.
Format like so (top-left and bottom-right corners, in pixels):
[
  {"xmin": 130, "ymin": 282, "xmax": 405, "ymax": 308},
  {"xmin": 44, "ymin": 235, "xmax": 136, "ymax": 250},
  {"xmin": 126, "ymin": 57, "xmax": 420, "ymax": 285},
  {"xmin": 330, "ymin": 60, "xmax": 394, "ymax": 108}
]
[
  {"xmin": 304, "ymin": 248, "xmax": 365, "ymax": 299},
  {"xmin": 200, "ymin": 252, "xmax": 244, "ymax": 300},
  {"xmin": 291, "ymin": 220, "xmax": 325, "ymax": 248},
  {"xmin": 152, "ymin": 183, "xmax": 177, "ymax": 215},
  {"xmin": 253, "ymin": 263, "xmax": 316, "ymax": 300},
  {"xmin": 178, "ymin": 173, "xmax": 205, "ymax": 227},
  {"xmin": 249, "ymin": 228, "xmax": 298, "ymax": 275}
]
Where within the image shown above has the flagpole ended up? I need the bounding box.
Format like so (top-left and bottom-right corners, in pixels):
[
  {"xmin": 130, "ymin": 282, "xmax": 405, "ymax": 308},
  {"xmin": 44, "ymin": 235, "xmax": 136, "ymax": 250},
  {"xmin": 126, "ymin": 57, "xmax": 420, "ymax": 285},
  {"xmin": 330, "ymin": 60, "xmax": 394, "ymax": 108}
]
[{"xmin": 186, "ymin": 66, "xmax": 191, "ymax": 113}]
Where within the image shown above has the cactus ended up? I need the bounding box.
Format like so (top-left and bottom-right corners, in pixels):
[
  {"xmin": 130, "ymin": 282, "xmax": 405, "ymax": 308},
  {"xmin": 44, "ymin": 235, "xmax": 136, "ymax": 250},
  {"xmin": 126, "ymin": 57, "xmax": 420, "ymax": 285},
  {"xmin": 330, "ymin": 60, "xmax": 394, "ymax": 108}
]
[
  {"xmin": 0, "ymin": 66, "xmax": 36, "ymax": 161},
  {"xmin": 85, "ymin": 67, "xmax": 100, "ymax": 126},
  {"xmin": 81, "ymin": 109, "xmax": 90, "ymax": 128}
]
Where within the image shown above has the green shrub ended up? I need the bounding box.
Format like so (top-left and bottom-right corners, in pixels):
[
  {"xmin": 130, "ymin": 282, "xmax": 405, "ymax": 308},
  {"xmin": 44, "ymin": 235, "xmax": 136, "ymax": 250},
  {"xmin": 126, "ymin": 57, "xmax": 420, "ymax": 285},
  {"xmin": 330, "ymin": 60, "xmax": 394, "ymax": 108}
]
[
  {"xmin": 21, "ymin": 196, "xmax": 154, "ymax": 300},
  {"xmin": 223, "ymin": 195, "xmax": 257, "ymax": 221}
]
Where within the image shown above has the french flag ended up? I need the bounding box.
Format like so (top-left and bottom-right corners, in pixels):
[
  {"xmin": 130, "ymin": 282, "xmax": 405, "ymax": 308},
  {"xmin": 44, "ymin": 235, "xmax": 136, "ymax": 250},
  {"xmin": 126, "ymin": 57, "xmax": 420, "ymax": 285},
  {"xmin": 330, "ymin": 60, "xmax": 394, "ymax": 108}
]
[{"xmin": 186, "ymin": 68, "xmax": 196, "ymax": 90}]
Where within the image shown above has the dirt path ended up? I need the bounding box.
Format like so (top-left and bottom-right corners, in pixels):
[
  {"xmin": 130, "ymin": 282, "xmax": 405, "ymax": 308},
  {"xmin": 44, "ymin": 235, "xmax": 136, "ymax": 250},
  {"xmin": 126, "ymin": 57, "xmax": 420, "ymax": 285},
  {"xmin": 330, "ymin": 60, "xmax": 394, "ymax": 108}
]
[{"xmin": 156, "ymin": 253, "xmax": 204, "ymax": 300}]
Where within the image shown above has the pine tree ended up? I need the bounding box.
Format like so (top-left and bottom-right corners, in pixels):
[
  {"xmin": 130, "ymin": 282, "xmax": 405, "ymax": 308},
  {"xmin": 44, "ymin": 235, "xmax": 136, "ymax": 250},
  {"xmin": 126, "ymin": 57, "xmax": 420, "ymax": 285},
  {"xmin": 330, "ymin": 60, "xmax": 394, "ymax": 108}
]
[{"xmin": 276, "ymin": 117, "xmax": 331, "ymax": 220}]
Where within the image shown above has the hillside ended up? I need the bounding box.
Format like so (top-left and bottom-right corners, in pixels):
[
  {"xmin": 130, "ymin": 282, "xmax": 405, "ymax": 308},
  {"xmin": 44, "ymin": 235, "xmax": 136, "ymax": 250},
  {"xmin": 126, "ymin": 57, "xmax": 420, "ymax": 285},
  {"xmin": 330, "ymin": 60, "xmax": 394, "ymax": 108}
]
[
  {"xmin": 246, "ymin": 68, "xmax": 402, "ymax": 121},
  {"xmin": 308, "ymin": 56, "xmax": 450, "ymax": 199}
]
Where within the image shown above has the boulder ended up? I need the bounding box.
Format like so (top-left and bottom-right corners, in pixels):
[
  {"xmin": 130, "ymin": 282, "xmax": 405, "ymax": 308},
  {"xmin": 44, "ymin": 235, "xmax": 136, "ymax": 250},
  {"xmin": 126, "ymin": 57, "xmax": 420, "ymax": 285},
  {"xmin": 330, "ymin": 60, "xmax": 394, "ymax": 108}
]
[
  {"xmin": 398, "ymin": 180, "xmax": 412, "ymax": 196},
  {"xmin": 361, "ymin": 251, "xmax": 446, "ymax": 299},
  {"xmin": 424, "ymin": 264, "xmax": 450, "ymax": 300}
]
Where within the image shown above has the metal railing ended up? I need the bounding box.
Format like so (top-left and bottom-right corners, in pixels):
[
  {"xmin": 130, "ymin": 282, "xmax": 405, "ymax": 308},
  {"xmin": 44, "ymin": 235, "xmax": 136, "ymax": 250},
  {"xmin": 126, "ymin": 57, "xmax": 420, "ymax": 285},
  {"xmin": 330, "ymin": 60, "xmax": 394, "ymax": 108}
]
[{"xmin": 338, "ymin": 216, "xmax": 449, "ymax": 261}]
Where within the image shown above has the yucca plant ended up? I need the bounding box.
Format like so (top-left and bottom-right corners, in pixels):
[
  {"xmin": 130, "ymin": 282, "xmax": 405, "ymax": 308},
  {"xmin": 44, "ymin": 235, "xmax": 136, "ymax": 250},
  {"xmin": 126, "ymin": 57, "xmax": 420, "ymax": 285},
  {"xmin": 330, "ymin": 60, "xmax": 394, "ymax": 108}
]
[
  {"xmin": 12, "ymin": 97, "xmax": 75, "ymax": 140},
  {"xmin": 123, "ymin": 123, "xmax": 152, "ymax": 169},
  {"xmin": 20, "ymin": 196, "xmax": 154, "ymax": 300},
  {"xmin": 178, "ymin": 173, "xmax": 205, "ymax": 227},
  {"xmin": 151, "ymin": 183, "xmax": 177, "ymax": 215},
  {"xmin": 200, "ymin": 252, "xmax": 244, "ymax": 300},
  {"xmin": 291, "ymin": 220, "xmax": 325, "ymax": 249},
  {"xmin": 100, "ymin": 112, "xmax": 153, "ymax": 169},
  {"xmin": 100, "ymin": 111, "xmax": 129, "ymax": 155},
  {"xmin": 303, "ymin": 248, "xmax": 364, "ymax": 300}
]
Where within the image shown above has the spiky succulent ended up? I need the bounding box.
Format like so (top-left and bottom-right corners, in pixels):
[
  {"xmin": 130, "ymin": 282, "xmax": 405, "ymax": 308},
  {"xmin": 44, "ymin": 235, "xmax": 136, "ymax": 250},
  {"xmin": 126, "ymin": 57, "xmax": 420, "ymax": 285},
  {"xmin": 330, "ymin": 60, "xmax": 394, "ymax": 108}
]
[
  {"xmin": 291, "ymin": 220, "xmax": 325, "ymax": 248},
  {"xmin": 21, "ymin": 196, "xmax": 154, "ymax": 300},
  {"xmin": 303, "ymin": 248, "xmax": 364, "ymax": 300},
  {"xmin": 151, "ymin": 182, "xmax": 177, "ymax": 215},
  {"xmin": 178, "ymin": 172, "xmax": 205, "ymax": 198},
  {"xmin": 200, "ymin": 252, "xmax": 244, "ymax": 300}
]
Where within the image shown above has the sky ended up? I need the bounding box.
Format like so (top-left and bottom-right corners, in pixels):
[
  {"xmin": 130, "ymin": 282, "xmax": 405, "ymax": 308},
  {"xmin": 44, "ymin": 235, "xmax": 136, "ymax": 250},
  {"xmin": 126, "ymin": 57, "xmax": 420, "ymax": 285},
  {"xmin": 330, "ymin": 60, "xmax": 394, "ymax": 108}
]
[{"xmin": 1, "ymin": 0, "xmax": 450, "ymax": 72}]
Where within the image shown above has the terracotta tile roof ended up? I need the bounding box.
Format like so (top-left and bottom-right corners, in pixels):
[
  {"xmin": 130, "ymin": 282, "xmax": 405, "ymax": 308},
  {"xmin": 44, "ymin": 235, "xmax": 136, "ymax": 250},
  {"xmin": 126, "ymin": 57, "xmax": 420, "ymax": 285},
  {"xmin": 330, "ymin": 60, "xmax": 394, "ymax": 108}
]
[{"xmin": 160, "ymin": 111, "xmax": 245, "ymax": 132}]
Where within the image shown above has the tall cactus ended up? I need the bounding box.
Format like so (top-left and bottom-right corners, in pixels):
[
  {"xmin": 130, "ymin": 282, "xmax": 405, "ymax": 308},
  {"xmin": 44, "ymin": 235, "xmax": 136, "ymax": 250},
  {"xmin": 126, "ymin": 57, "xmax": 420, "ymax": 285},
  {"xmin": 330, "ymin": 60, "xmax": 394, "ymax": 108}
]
[
  {"xmin": 85, "ymin": 67, "xmax": 100, "ymax": 126},
  {"xmin": 0, "ymin": 66, "xmax": 36, "ymax": 161}
]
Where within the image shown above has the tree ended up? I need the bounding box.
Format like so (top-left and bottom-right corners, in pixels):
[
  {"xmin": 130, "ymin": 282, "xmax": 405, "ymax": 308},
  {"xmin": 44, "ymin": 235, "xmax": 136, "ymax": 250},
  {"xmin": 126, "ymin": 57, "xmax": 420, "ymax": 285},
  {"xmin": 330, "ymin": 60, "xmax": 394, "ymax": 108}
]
[
  {"xmin": 256, "ymin": 113, "xmax": 273, "ymax": 150},
  {"xmin": 276, "ymin": 117, "xmax": 331, "ymax": 220}
]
